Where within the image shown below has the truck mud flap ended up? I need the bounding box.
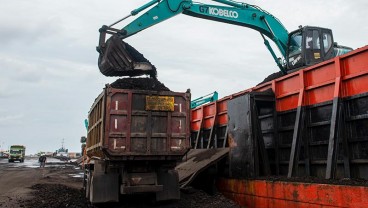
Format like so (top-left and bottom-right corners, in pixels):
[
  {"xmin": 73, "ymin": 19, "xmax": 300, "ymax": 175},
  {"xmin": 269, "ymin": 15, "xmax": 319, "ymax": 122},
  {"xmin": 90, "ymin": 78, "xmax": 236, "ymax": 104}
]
[
  {"xmin": 176, "ymin": 148, "xmax": 230, "ymax": 188},
  {"xmin": 156, "ymin": 170, "xmax": 180, "ymax": 201},
  {"xmin": 89, "ymin": 161, "xmax": 119, "ymax": 204},
  {"xmin": 98, "ymin": 35, "xmax": 156, "ymax": 77}
]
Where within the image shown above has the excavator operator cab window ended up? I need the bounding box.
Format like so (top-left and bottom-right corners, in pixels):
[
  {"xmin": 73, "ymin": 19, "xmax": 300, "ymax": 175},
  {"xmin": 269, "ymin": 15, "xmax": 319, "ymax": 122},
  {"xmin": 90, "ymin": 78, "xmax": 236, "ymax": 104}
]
[
  {"xmin": 322, "ymin": 31, "xmax": 335, "ymax": 60},
  {"xmin": 287, "ymin": 31, "xmax": 303, "ymax": 69},
  {"xmin": 304, "ymin": 29, "xmax": 323, "ymax": 65},
  {"xmin": 323, "ymin": 33, "xmax": 333, "ymax": 53},
  {"xmin": 288, "ymin": 32, "xmax": 302, "ymax": 57}
]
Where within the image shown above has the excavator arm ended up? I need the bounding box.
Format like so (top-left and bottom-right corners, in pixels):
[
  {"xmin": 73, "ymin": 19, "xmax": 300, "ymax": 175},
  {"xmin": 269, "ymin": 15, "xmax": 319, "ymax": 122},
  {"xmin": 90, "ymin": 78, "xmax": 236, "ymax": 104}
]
[
  {"xmin": 191, "ymin": 91, "xmax": 218, "ymax": 109},
  {"xmin": 98, "ymin": 0, "xmax": 290, "ymax": 76}
]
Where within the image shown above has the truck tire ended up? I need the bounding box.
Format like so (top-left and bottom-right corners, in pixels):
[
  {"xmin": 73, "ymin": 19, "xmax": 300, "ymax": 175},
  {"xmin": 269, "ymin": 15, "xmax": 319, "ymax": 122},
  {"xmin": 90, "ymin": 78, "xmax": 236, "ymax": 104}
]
[
  {"xmin": 8, "ymin": 159, "xmax": 12, "ymax": 163},
  {"xmin": 85, "ymin": 170, "xmax": 92, "ymax": 200},
  {"xmin": 83, "ymin": 171, "xmax": 87, "ymax": 192}
]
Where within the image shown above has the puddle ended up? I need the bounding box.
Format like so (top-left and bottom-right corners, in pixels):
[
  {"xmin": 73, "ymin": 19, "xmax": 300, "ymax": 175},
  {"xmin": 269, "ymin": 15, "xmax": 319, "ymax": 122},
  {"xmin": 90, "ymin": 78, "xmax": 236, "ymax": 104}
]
[{"xmin": 68, "ymin": 173, "xmax": 84, "ymax": 178}]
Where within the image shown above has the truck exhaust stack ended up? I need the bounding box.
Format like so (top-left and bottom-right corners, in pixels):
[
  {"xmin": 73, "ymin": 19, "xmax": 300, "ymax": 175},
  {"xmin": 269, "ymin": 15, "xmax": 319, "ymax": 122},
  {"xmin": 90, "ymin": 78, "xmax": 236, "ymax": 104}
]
[{"xmin": 97, "ymin": 34, "xmax": 157, "ymax": 78}]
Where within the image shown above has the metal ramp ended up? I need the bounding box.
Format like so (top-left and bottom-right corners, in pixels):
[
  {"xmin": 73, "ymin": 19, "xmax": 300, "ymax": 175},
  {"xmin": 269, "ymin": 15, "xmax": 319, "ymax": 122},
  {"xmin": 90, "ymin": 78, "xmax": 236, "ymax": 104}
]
[{"xmin": 176, "ymin": 148, "xmax": 230, "ymax": 188}]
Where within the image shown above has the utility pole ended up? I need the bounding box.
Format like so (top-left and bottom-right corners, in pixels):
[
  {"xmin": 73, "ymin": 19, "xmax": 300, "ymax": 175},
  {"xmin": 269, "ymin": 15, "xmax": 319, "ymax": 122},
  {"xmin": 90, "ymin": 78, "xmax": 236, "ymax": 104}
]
[{"xmin": 0, "ymin": 141, "xmax": 4, "ymax": 152}]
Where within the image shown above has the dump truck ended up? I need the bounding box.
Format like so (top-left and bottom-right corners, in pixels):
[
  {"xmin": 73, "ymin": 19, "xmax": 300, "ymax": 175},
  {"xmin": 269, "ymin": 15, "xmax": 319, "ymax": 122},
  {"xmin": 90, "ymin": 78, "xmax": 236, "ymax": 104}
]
[
  {"xmin": 8, "ymin": 145, "xmax": 26, "ymax": 163},
  {"xmin": 84, "ymin": 79, "xmax": 191, "ymax": 203}
]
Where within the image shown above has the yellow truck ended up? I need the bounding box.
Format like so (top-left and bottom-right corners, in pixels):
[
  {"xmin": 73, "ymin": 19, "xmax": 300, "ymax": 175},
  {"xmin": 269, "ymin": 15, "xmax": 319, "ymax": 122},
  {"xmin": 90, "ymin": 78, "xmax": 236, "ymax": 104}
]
[{"xmin": 8, "ymin": 145, "xmax": 26, "ymax": 163}]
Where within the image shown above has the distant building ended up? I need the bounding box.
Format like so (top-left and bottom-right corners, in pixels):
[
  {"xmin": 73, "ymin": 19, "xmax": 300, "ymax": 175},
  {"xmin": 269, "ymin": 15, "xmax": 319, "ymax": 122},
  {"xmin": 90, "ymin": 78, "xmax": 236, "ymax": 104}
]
[
  {"xmin": 45, "ymin": 152, "xmax": 54, "ymax": 157},
  {"xmin": 68, "ymin": 152, "xmax": 81, "ymax": 159},
  {"xmin": 0, "ymin": 151, "xmax": 9, "ymax": 158},
  {"xmin": 55, "ymin": 139, "xmax": 69, "ymax": 157}
]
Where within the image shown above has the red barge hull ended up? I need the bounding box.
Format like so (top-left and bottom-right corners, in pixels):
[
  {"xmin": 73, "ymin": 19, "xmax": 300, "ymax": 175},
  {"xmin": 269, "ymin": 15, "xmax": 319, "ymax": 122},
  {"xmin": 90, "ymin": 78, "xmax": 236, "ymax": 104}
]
[{"xmin": 190, "ymin": 46, "xmax": 368, "ymax": 207}]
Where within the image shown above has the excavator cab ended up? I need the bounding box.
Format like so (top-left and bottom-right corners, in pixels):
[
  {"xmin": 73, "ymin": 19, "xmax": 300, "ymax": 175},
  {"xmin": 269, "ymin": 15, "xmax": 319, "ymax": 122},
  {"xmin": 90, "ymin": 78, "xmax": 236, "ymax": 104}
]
[
  {"xmin": 97, "ymin": 26, "xmax": 157, "ymax": 78},
  {"xmin": 286, "ymin": 26, "xmax": 347, "ymax": 71}
]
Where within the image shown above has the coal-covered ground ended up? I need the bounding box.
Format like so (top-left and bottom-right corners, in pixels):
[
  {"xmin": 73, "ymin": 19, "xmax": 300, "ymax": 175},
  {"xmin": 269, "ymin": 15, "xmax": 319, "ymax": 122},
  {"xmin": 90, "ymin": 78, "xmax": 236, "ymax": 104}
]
[
  {"xmin": 0, "ymin": 157, "xmax": 239, "ymax": 208},
  {"xmin": 20, "ymin": 184, "xmax": 240, "ymax": 208},
  {"xmin": 21, "ymin": 184, "xmax": 93, "ymax": 208},
  {"xmin": 110, "ymin": 78, "xmax": 170, "ymax": 91}
]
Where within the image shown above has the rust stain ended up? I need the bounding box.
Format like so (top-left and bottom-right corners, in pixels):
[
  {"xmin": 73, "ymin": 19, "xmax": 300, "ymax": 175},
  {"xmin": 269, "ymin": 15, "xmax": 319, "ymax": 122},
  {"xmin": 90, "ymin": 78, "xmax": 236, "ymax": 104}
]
[
  {"xmin": 217, "ymin": 178, "xmax": 368, "ymax": 208},
  {"xmin": 292, "ymin": 190, "xmax": 299, "ymax": 200},
  {"xmin": 227, "ymin": 133, "xmax": 237, "ymax": 147}
]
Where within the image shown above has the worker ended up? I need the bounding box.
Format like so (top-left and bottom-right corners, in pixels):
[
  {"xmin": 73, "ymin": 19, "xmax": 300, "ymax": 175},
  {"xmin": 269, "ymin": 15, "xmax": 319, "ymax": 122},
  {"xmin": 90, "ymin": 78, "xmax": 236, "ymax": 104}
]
[{"xmin": 39, "ymin": 154, "xmax": 47, "ymax": 168}]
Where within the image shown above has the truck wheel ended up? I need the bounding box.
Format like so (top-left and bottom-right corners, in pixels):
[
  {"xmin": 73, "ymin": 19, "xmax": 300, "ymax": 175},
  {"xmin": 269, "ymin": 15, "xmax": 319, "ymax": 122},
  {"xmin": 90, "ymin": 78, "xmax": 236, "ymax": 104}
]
[
  {"xmin": 83, "ymin": 170, "xmax": 87, "ymax": 192},
  {"xmin": 85, "ymin": 170, "xmax": 92, "ymax": 200},
  {"xmin": 8, "ymin": 159, "xmax": 12, "ymax": 163}
]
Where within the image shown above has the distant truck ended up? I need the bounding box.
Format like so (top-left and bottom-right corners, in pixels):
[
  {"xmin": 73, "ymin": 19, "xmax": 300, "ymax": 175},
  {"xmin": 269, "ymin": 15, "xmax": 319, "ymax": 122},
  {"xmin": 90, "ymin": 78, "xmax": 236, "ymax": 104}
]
[{"xmin": 8, "ymin": 145, "xmax": 26, "ymax": 163}]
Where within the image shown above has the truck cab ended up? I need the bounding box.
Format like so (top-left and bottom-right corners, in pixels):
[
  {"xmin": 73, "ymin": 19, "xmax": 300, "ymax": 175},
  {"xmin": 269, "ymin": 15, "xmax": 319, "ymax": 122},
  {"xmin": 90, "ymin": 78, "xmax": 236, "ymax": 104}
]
[
  {"xmin": 8, "ymin": 145, "xmax": 26, "ymax": 163},
  {"xmin": 286, "ymin": 26, "xmax": 352, "ymax": 71}
]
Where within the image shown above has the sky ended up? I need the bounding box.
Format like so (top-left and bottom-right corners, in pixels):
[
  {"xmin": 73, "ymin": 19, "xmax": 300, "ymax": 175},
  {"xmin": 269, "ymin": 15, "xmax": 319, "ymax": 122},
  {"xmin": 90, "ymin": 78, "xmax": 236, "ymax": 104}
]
[{"xmin": 0, "ymin": 0, "xmax": 367, "ymax": 154}]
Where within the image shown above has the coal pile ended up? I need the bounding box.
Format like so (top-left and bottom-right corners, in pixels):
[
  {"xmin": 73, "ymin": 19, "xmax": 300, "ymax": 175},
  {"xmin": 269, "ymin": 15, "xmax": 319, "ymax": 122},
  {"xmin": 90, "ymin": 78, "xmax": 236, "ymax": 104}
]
[
  {"xmin": 21, "ymin": 184, "xmax": 96, "ymax": 208},
  {"xmin": 178, "ymin": 187, "xmax": 240, "ymax": 208},
  {"xmin": 19, "ymin": 184, "xmax": 239, "ymax": 208},
  {"xmin": 110, "ymin": 78, "xmax": 170, "ymax": 91},
  {"xmin": 257, "ymin": 71, "xmax": 284, "ymax": 85}
]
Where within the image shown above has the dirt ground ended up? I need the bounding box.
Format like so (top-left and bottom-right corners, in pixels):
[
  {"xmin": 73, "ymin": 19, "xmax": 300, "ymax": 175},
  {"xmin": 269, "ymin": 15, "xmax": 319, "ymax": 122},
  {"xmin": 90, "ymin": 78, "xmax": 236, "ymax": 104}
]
[
  {"xmin": 0, "ymin": 157, "xmax": 240, "ymax": 208},
  {"xmin": 0, "ymin": 157, "xmax": 83, "ymax": 208}
]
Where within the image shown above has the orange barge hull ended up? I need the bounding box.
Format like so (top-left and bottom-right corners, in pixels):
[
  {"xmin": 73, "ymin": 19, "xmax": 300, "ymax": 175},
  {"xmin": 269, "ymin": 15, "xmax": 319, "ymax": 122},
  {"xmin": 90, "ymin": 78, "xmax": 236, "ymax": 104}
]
[
  {"xmin": 217, "ymin": 179, "xmax": 368, "ymax": 208},
  {"xmin": 191, "ymin": 46, "xmax": 368, "ymax": 207}
]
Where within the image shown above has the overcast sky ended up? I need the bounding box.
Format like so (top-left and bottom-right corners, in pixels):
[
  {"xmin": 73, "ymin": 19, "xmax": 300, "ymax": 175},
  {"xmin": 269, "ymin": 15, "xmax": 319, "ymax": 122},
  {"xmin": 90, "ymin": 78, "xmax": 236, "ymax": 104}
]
[{"xmin": 0, "ymin": 0, "xmax": 367, "ymax": 154}]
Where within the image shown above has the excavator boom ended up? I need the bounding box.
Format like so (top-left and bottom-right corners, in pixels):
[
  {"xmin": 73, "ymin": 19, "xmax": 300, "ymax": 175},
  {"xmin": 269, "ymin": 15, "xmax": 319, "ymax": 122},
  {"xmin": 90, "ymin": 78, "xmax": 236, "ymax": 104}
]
[
  {"xmin": 97, "ymin": 0, "xmax": 289, "ymax": 77},
  {"xmin": 97, "ymin": 0, "xmax": 351, "ymax": 77}
]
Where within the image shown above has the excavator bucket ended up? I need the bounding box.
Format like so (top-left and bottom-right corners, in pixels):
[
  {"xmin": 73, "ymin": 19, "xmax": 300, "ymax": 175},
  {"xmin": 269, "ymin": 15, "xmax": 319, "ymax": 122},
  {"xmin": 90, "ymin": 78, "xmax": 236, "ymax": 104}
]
[{"xmin": 98, "ymin": 35, "xmax": 157, "ymax": 77}]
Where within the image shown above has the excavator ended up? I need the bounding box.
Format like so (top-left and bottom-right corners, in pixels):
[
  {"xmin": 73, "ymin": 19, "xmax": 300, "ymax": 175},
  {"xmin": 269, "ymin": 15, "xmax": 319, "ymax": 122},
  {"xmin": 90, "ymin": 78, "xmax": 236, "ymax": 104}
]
[
  {"xmin": 97, "ymin": 0, "xmax": 352, "ymax": 78},
  {"xmin": 191, "ymin": 91, "xmax": 218, "ymax": 109}
]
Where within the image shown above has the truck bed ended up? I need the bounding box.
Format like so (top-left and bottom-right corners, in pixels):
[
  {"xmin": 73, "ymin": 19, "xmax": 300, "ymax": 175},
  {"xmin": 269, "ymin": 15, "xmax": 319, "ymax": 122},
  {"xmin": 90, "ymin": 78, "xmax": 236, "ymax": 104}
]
[{"xmin": 87, "ymin": 85, "xmax": 191, "ymax": 160}]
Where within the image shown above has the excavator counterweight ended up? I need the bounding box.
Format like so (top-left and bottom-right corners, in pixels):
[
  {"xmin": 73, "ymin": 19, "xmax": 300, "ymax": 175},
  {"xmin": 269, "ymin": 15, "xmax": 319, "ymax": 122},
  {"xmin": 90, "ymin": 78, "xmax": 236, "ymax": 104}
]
[{"xmin": 97, "ymin": 32, "xmax": 156, "ymax": 77}]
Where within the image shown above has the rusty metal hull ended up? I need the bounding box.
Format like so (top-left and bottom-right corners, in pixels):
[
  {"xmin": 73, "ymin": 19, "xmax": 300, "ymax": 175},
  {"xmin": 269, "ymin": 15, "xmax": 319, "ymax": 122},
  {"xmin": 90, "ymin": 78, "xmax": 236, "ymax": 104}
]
[{"xmin": 217, "ymin": 178, "xmax": 368, "ymax": 208}]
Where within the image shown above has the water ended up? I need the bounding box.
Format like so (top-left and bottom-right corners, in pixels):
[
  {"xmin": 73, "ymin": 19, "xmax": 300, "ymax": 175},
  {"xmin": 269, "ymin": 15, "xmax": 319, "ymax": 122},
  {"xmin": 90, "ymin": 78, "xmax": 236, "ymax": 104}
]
[{"xmin": 1, "ymin": 157, "xmax": 76, "ymax": 169}]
